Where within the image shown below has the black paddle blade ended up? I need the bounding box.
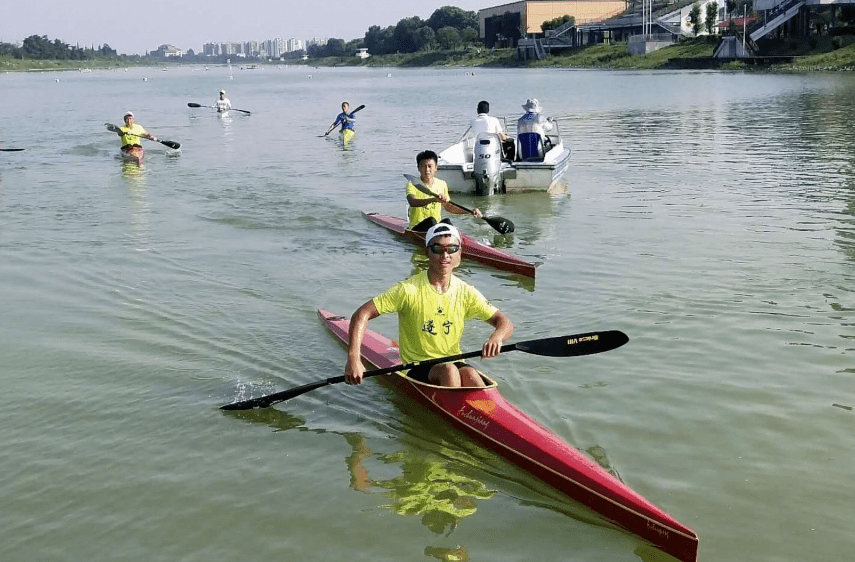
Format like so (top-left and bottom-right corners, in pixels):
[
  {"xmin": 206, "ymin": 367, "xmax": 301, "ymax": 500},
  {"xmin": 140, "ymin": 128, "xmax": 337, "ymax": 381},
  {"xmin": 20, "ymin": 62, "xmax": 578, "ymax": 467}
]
[
  {"xmin": 0, "ymin": 148, "xmax": 25, "ymax": 152},
  {"xmin": 105, "ymin": 122, "xmax": 121, "ymax": 133},
  {"xmin": 486, "ymin": 216, "xmax": 514, "ymax": 234},
  {"xmin": 159, "ymin": 139, "xmax": 181, "ymax": 150},
  {"xmin": 187, "ymin": 102, "xmax": 202, "ymax": 108},
  {"xmin": 352, "ymin": 104, "xmax": 365, "ymax": 113},
  {"xmin": 221, "ymin": 376, "xmax": 345, "ymax": 410},
  {"xmin": 513, "ymin": 331, "xmax": 628, "ymax": 357}
]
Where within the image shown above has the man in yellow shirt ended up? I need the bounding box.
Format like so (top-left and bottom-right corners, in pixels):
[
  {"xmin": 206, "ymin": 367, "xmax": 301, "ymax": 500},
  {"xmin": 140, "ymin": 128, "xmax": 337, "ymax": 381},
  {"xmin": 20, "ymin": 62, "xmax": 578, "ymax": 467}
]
[
  {"xmin": 115, "ymin": 111, "xmax": 156, "ymax": 152},
  {"xmin": 345, "ymin": 223, "xmax": 513, "ymax": 388},
  {"xmin": 407, "ymin": 150, "xmax": 483, "ymax": 231}
]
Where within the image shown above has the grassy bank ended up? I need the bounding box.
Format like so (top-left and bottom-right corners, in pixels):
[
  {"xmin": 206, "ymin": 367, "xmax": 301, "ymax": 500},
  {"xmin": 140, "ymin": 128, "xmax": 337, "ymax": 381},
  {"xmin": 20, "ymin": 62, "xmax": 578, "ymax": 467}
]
[
  {"xmin": 6, "ymin": 35, "xmax": 855, "ymax": 73},
  {"xmin": 301, "ymin": 35, "xmax": 855, "ymax": 71},
  {"xmin": 1, "ymin": 57, "xmax": 148, "ymax": 72}
]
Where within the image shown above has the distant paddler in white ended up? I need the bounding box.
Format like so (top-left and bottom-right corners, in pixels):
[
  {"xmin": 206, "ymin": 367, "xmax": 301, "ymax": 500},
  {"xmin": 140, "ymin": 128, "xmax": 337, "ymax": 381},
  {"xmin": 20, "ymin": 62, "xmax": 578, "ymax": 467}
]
[
  {"xmin": 215, "ymin": 90, "xmax": 232, "ymax": 113},
  {"xmin": 517, "ymin": 98, "xmax": 554, "ymax": 159}
]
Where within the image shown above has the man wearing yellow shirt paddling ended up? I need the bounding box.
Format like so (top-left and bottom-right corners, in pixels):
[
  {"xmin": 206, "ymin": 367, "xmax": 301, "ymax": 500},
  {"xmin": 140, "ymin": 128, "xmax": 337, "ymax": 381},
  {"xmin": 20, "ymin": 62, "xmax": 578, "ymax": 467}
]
[
  {"xmin": 345, "ymin": 223, "xmax": 513, "ymax": 388},
  {"xmin": 407, "ymin": 150, "xmax": 483, "ymax": 231},
  {"xmin": 116, "ymin": 111, "xmax": 156, "ymax": 152}
]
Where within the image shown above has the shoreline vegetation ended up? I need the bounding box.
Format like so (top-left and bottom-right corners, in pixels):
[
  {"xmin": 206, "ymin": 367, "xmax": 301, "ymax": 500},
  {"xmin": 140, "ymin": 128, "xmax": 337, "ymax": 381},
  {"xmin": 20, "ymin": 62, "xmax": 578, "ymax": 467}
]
[{"xmin": 4, "ymin": 36, "xmax": 855, "ymax": 73}]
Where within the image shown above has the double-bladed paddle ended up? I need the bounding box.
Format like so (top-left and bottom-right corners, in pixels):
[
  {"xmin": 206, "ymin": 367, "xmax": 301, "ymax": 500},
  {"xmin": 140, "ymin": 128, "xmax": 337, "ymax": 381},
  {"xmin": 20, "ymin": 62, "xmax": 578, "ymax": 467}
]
[
  {"xmin": 187, "ymin": 102, "xmax": 251, "ymax": 115},
  {"xmin": 323, "ymin": 104, "xmax": 365, "ymax": 136},
  {"xmin": 105, "ymin": 123, "xmax": 181, "ymax": 150},
  {"xmin": 221, "ymin": 330, "xmax": 629, "ymax": 411},
  {"xmin": 403, "ymin": 173, "xmax": 514, "ymax": 234}
]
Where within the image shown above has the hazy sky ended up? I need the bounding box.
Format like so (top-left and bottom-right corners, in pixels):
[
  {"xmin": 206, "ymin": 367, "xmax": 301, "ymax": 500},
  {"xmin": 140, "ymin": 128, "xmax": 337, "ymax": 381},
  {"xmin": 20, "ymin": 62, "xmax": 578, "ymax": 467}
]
[{"xmin": 1, "ymin": 0, "xmax": 489, "ymax": 56}]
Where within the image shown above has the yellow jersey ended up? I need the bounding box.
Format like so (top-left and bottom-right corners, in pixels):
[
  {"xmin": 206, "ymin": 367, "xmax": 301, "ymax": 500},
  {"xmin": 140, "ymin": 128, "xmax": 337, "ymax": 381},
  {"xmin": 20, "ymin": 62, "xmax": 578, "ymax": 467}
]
[
  {"xmin": 120, "ymin": 124, "xmax": 147, "ymax": 147},
  {"xmin": 407, "ymin": 178, "xmax": 448, "ymax": 228},
  {"xmin": 372, "ymin": 271, "xmax": 497, "ymax": 364}
]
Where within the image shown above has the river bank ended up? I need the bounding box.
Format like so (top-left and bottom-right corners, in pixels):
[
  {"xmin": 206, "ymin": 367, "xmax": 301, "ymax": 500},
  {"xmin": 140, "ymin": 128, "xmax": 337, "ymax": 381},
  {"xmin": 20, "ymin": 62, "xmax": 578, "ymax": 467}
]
[
  {"xmin": 5, "ymin": 36, "xmax": 855, "ymax": 73},
  {"xmin": 303, "ymin": 36, "xmax": 855, "ymax": 71}
]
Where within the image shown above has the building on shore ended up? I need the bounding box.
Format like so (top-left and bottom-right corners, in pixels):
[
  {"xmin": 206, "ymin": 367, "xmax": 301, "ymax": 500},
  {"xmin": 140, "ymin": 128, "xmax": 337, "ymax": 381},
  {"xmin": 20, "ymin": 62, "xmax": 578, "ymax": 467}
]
[{"xmin": 478, "ymin": 0, "xmax": 628, "ymax": 48}]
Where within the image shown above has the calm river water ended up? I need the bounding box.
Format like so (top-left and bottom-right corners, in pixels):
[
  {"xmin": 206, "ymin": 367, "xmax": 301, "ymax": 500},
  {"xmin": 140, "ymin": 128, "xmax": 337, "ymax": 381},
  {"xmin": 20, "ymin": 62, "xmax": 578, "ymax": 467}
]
[{"xmin": 1, "ymin": 65, "xmax": 853, "ymax": 562}]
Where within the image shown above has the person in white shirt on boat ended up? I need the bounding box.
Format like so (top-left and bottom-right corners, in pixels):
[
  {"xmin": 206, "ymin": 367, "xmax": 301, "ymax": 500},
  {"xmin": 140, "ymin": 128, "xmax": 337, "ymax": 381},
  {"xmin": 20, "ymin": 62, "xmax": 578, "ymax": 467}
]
[
  {"xmin": 345, "ymin": 222, "xmax": 513, "ymax": 388},
  {"xmin": 215, "ymin": 90, "xmax": 232, "ymax": 112},
  {"xmin": 470, "ymin": 100, "xmax": 508, "ymax": 141},
  {"xmin": 470, "ymin": 100, "xmax": 513, "ymax": 160},
  {"xmin": 517, "ymin": 98, "xmax": 554, "ymax": 156}
]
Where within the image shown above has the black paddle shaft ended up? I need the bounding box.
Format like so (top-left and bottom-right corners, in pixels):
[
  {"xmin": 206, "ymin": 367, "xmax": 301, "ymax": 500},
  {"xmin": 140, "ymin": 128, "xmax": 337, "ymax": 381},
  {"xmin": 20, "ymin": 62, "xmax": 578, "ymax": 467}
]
[{"xmin": 220, "ymin": 330, "xmax": 628, "ymax": 411}]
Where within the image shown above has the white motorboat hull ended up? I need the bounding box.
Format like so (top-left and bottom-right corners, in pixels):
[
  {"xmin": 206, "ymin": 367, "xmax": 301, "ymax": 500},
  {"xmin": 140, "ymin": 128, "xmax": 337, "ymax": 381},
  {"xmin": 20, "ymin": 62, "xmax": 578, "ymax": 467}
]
[{"xmin": 437, "ymin": 130, "xmax": 571, "ymax": 195}]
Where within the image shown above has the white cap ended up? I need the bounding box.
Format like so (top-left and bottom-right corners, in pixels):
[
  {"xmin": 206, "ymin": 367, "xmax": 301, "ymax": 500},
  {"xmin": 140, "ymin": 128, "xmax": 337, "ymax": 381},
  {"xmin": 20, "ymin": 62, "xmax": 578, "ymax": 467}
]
[
  {"xmin": 124, "ymin": 111, "xmax": 134, "ymax": 118},
  {"xmin": 220, "ymin": 90, "xmax": 226, "ymax": 94},
  {"xmin": 425, "ymin": 223, "xmax": 461, "ymax": 247}
]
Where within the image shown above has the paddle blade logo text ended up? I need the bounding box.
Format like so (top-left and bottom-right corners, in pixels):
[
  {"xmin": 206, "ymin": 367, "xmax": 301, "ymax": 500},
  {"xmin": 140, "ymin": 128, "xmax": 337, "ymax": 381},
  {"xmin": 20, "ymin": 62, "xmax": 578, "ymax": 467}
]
[{"xmin": 568, "ymin": 334, "xmax": 598, "ymax": 345}]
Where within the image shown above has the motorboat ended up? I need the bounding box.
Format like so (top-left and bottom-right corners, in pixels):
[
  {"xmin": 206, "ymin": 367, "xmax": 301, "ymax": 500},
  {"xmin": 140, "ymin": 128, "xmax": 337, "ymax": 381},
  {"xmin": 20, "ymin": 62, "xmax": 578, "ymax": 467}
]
[{"xmin": 436, "ymin": 118, "xmax": 571, "ymax": 195}]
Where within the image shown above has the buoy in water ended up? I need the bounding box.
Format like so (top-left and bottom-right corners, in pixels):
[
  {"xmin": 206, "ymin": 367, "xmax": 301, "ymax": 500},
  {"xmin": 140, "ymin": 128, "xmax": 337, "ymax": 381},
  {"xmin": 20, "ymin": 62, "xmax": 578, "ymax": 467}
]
[
  {"xmin": 55, "ymin": 78, "xmax": 60, "ymax": 82},
  {"xmin": 143, "ymin": 77, "xmax": 147, "ymax": 81}
]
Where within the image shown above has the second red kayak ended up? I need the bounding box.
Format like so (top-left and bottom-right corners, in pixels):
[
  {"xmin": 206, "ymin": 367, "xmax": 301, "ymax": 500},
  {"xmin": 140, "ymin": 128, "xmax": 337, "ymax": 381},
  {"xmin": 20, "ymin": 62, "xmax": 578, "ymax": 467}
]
[{"xmin": 362, "ymin": 211, "xmax": 536, "ymax": 279}]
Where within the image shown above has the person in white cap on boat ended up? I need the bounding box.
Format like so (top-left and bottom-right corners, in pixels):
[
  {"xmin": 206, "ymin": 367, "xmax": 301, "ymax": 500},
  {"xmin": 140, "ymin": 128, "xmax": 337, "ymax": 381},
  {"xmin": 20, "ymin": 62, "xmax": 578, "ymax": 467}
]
[
  {"xmin": 345, "ymin": 222, "xmax": 513, "ymax": 388},
  {"xmin": 115, "ymin": 111, "xmax": 156, "ymax": 152},
  {"xmin": 215, "ymin": 90, "xmax": 232, "ymax": 112},
  {"xmin": 517, "ymin": 98, "xmax": 554, "ymax": 157}
]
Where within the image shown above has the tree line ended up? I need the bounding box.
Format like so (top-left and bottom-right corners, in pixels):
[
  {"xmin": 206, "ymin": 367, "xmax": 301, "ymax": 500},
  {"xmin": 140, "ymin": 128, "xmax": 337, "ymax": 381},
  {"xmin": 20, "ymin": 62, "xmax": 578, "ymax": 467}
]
[
  {"xmin": 0, "ymin": 35, "xmax": 118, "ymax": 60},
  {"xmin": 308, "ymin": 6, "xmax": 479, "ymax": 57}
]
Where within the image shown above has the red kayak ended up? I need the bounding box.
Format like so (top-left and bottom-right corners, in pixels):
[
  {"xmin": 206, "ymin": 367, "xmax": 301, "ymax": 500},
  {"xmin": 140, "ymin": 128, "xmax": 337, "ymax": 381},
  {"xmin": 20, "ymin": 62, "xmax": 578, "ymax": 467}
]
[
  {"xmin": 362, "ymin": 212, "xmax": 536, "ymax": 279},
  {"xmin": 121, "ymin": 145, "xmax": 144, "ymax": 164},
  {"xmin": 319, "ymin": 309, "xmax": 698, "ymax": 562}
]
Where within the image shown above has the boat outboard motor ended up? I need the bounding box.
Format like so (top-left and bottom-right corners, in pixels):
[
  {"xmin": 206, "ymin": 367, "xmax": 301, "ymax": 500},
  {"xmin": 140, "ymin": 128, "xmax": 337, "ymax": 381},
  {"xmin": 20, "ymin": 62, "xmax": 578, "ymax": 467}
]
[{"xmin": 473, "ymin": 132, "xmax": 503, "ymax": 195}]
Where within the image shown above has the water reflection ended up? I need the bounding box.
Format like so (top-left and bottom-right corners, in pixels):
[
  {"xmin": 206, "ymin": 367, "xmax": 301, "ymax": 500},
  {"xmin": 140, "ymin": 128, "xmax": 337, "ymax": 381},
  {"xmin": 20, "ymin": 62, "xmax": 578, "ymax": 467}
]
[
  {"xmin": 121, "ymin": 161, "xmax": 150, "ymax": 250},
  {"xmin": 223, "ymin": 408, "xmax": 494, "ymax": 559}
]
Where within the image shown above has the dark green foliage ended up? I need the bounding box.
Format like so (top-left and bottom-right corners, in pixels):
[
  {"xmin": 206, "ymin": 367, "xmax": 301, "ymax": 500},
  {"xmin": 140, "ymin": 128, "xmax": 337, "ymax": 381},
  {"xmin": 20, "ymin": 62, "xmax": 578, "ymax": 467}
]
[
  {"xmin": 2, "ymin": 35, "xmax": 117, "ymax": 60},
  {"xmin": 362, "ymin": 6, "xmax": 478, "ymax": 55},
  {"xmin": 541, "ymin": 15, "xmax": 576, "ymax": 32}
]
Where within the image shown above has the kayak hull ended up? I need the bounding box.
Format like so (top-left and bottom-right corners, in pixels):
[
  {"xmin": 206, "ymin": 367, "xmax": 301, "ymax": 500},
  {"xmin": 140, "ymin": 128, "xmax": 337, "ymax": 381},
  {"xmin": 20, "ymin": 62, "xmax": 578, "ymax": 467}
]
[
  {"xmin": 319, "ymin": 309, "xmax": 698, "ymax": 562},
  {"xmin": 120, "ymin": 145, "xmax": 144, "ymax": 164},
  {"xmin": 341, "ymin": 128, "xmax": 355, "ymax": 143},
  {"xmin": 362, "ymin": 211, "xmax": 536, "ymax": 279}
]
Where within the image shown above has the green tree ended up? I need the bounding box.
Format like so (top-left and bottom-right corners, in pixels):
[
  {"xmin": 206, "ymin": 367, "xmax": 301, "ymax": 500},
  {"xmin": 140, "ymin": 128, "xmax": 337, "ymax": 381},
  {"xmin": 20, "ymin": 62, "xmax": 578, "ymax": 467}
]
[
  {"xmin": 364, "ymin": 25, "xmax": 395, "ymax": 55},
  {"xmin": 688, "ymin": 3, "xmax": 703, "ymax": 35},
  {"xmin": 460, "ymin": 27, "xmax": 478, "ymax": 45},
  {"xmin": 427, "ymin": 6, "xmax": 478, "ymax": 31},
  {"xmin": 437, "ymin": 26, "xmax": 462, "ymax": 50},
  {"xmin": 542, "ymin": 15, "xmax": 575, "ymax": 32},
  {"xmin": 394, "ymin": 16, "xmax": 425, "ymax": 53},
  {"xmin": 705, "ymin": 2, "xmax": 719, "ymax": 34},
  {"xmin": 415, "ymin": 26, "xmax": 436, "ymax": 51}
]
